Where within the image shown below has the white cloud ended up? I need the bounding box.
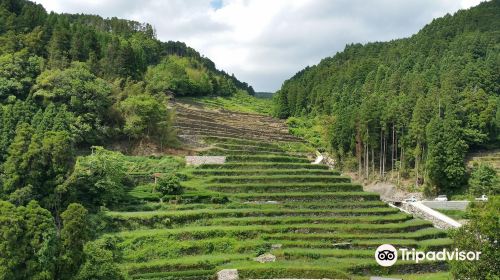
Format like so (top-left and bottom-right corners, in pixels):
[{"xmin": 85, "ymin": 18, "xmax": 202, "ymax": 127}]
[{"xmin": 35, "ymin": 0, "xmax": 486, "ymax": 91}]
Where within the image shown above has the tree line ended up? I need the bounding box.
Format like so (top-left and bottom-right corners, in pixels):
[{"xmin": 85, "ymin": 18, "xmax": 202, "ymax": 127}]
[{"xmin": 275, "ymin": 0, "xmax": 500, "ymax": 195}]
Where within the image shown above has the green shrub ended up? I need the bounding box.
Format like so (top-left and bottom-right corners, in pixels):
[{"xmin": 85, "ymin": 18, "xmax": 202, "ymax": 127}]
[
  {"xmin": 468, "ymin": 163, "xmax": 499, "ymax": 195},
  {"xmin": 210, "ymin": 196, "xmax": 229, "ymax": 204},
  {"xmin": 64, "ymin": 147, "xmax": 130, "ymax": 209},
  {"xmin": 450, "ymin": 197, "xmax": 499, "ymax": 279},
  {"xmin": 76, "ymin": 240, "xmax": 126, "ymax": 280},
  {"xmin": 158, "ymin": 174, "xmax": 184, "ymax": 196}
]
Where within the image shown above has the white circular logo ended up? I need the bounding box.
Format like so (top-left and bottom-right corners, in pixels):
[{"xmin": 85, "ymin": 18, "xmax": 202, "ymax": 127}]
[{"xmin": 375, "ymin": 244, "xmax": 398, "ymax": 267}]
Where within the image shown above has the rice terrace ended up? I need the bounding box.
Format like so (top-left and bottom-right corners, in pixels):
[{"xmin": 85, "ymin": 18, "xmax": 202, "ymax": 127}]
[
  {"xmin": 106, "ymin": 99, "xmax": 453, "ymax": 279},
  {"xmin": 0, "ymin": 0, "xmax": 498, "ymax": 280}
]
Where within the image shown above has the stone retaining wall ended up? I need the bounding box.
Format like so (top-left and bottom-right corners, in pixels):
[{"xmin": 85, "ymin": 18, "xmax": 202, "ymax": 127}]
[
  {"xmin": 401, "ymin": 202, "xmax": 461, "ymax": 229},
  {"xmin": 185, "ymin": 156, "xmax": 226, "ymax": 165}
]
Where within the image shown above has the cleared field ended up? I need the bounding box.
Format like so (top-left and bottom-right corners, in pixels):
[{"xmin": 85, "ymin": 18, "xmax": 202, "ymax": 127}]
[{"xmin": 105, "ymin": 101, "xmax": 450, "ymax": 279}]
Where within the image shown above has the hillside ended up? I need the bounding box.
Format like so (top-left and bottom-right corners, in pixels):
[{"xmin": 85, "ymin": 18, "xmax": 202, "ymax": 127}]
[
  {"xmin": 0, "ymin": 0, "xmax": 257, "ymax": 161},
  {"xmin": 174, "ymin": 101, "xmax": 300, "ymax": 145},
  {"xmin": 0, "ymin": 2, "xmax": 254, "ymax": 96},
  {"xmin": 0, "ymin": 1, "xmax": 497, "ymax": 280},
  {"xmin": 0, "ymin": 1, "xmax": 258, "ymax": 279},
  {"xmin": 275, "ymin": 0, "xmax": 500, "ymax": 195},
  {"xmin": 102, "ymin": 100, "xmax": 451, "ymax": 279}
]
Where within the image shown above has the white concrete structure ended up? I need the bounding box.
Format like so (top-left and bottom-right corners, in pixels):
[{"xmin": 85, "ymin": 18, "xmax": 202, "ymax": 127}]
[
  {"xmin": 406, "ymin": 201, "xmax": 462, "ymax": 228},
  {"xmin": 185, "ymin": 156, "xmax": 226, "ymax": 165},
  {"xmin": 312, "ymin": 151, "xmax": 324, "ymax": 164},
  {"xmin": 217, "ymin": 269, "xmax": 239, "ymax": 280}
]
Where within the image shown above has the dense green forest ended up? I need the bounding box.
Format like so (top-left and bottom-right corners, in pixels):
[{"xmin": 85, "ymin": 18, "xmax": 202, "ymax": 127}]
[
  {"xmin": 0, "ymin": 0, "xmax": 255, "ymax": 208},
  {"xmin": 0, "ymin": 0, "xmax": 255, "ymax": 278},
  {"xmin": 275, "ymin": 0, "xmax": 500, "ymax": 195}
]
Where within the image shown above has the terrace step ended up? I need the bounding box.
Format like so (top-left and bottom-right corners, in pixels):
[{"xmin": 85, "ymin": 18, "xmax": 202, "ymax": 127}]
[
  {"xmin": 176, "ymin": 129, "xmax": 293, "ymax": 140},
  {"xmin": 196, "ymin": 214, "xmax": 412, "ymax": 226},
  {"xmin": 207, "ymin": 175, "xmax": 350, "ymax": 184},
  {"xmin": 174, "ymin": 108, "xmax": 288, "ymax": 127},
  {"xmin": 207, "ymin": 183, "xmax": 362, "ymax": 193},
  {"xmin": 203, "ymin": 136, "xmax": 303, "ymax": 147},
  {"xmin": 174, "ymin": 124, "xmax": 297, "ymax": 141},
  {"xmin": 232, "ymin": 192, "xmax": 380, "ymax": 202},
  {"xmin": 192, "ymin": 169, "xmax": 340, "ymax": 176},
  {"xmin": 175, "ymin": 118, "xmax": 292, "ymax": 136},
  {"xmin": 106, "ymin": 208, "xmax": 403, "ymax": 227},
  {"xmin": 225, "ymin": 155, "xmax": 310, "ymax": 163},
  {"xmin": 282, "ymin": 248, "xmax": 374, "ymax": 259},
  {"xmin": 175, "ymin": 109, "xmax": 272, "ymax": 120},
  {"xmin": 105, "ymin": 213, "xmax": 413, "ymax": 231},
  {"xmin": 122, "ymin": 254, "xmax": 249, "ymax": 276},
  {"xmin": 234, "ymin": 259, "xmax": 446, "ymax": 279},
  {"xmin": 115, "ymin": 200, "xmax": 390, "ymax": 212},
  {"xmin": 245, "ymin": 201, "xmax": 388, "ymax": 209},
  {"xmin": 114, "ymin": 220, "xmax": 433, "ymax": 241},
  {"xmin": 215, "ymin": 143, "xmax": 286, "ymax": 152},
  {"xmin": 178, "ymin": 132, "xmax": 300, "ymax": 142},
  {"xmin": 130, "ymin": 269, "xmax": 215, "ymax": 280},
  {"xmin": 199, "ymin": 148, "xmax": 297, "ymax": 156},
  {"xmin": 262, "ymin": 228, "xmax": 446, "ymax": 242},
  {"xmin": 197, "ymin": 163, "xmax": 329, "ymax": 170}
]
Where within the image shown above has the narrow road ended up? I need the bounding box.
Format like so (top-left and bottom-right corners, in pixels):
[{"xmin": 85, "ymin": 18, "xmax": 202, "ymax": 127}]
[
  {"xmin": 405, "ymin": 201, "xmax": 462, "ymax": 229},
  {"xmin": 421, "ymin": 200, "xmax": 469, "ymax": 210}
]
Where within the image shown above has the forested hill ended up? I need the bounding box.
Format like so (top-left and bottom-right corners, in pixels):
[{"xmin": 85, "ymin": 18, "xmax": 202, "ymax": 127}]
[
  {"xmin": 0, "ymin": 0, "xmax": 256, "ymax": 153},
  {"xmin": 0, "ymin": 0, "xmax": 254, "ymax": 214},
  {"xmin": 275, "ymin": 0, "xmax": 500, "ymax": 194},
  {"xmin": 0, "ymin": 0, "xmax": 254, "ymax": 95}
]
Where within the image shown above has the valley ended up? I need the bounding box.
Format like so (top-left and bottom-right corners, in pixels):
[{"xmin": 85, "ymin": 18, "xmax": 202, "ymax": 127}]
[
  {"xmin": 0, "ymin": 1, "xmax": 497, "ymax": 279},
  {"xmin": 103, "ymin": 100, "xmax": 452, "ymax": 279}
]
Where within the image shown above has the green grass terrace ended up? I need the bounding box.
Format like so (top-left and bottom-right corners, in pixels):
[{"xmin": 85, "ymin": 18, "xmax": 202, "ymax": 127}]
[{"xmin": 106, "ymin": 136, "xmax": 451, "ymax": 279}]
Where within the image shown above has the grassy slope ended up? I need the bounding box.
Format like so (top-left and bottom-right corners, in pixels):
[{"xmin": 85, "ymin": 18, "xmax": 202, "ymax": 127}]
[
  {"xmin": 437, "ymin": 209, "xmax": 469, "ymax": 220},
  {"xmin": 104, "ymin": 98, "xmax": 452, "ymax": 279},
  {"xmin": 179, "ymin": 90, "xmax": 275, "ymax": 115}
]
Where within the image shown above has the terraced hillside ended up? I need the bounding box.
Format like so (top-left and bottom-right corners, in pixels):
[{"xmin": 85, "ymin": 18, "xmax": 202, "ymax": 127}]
[
  {"xmin": 103, "ymin": 101, "xmax": 451, "ymax": 279},
  {"xmin": 173, "ymin": 100, "xmax": 302, "ymax": 145},
  {"xmin": 468, "ymin": 150, "xmax": 500, "ymax": 175}
]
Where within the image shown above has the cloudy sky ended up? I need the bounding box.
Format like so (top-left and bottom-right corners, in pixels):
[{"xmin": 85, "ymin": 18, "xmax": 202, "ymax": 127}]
[{"xmin": 36, "ymin": 0, "xmax": 484, "ymax": 92}]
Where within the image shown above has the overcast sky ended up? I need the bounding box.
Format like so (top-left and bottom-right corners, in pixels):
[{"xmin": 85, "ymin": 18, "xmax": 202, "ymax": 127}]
[{"xmin": 36, "ymin": 0, "xmax": 484, "ymax": 92}]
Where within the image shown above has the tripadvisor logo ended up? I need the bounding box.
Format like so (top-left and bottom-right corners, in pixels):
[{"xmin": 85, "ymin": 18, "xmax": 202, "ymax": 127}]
[
  {"xmin": 375, "ymin": 244, "xmax": 481, "ymax": 267},
  {"xmin": 375, "ymin": 244, "xmax": 398, "ymax": 267}
]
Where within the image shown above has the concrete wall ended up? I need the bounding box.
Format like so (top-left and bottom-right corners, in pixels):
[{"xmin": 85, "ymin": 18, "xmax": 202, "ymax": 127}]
[
  {"xmin": 186, "ymin": 156, "xmax": 226, "ymax": 166},
  {"xmin": 401, "ymin": 202, "xmax": 462, "ymax": 229},
  {"xmin": 421, "ymin": 201, "xmax": 469, "ymax": 210}
]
